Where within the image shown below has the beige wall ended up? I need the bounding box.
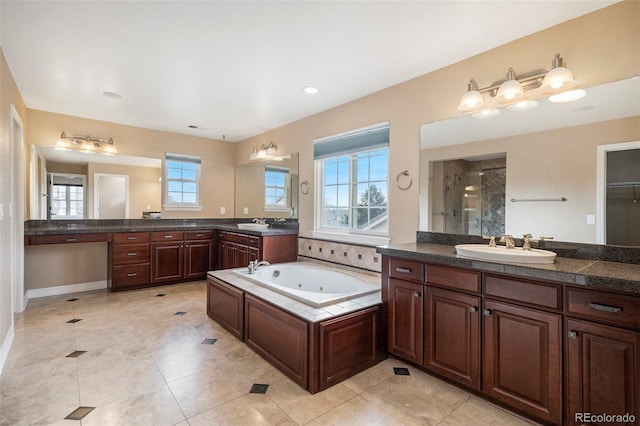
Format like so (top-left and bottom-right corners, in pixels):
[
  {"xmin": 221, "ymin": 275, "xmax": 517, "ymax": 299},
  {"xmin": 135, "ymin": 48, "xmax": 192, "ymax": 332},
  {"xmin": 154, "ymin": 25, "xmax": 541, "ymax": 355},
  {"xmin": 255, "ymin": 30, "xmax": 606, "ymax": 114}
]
[
  {"xmin": 420, "ymin": 117, "xmax": 640, "ymax": 244},
  {"xmin": 26, "ymin": 109, "xmax": 236, "ymax": 219},
  {"xmin": 47, "ymin": 161, "xmax": 88, "ymax": 175},
  {"xmin": 0, "ymin": 47, "xmax": 27, "ymax": 362},
  {"xmin": 235, "ymin": 1, "xmax": 639, "ymax": 244},
  {"xmin": 87, "ymin": 162, "xmax": 161, "ymax": 219}
]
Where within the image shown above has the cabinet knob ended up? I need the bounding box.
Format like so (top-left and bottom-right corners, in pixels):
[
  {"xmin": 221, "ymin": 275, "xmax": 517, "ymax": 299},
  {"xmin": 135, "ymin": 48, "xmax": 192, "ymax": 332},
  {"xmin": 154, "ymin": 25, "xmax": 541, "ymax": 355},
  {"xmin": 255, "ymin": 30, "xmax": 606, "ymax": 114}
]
[
  {"xmin": 568, "ymin": 331, "xmax": 578, "ymax": 340},
  {"xmin": 483, "ymin": 309, "xmax": 492, "ymax": 316},
  {"xmin": 469, "ymin": 306, "xmax": 477, "ymax": 313},
  {"xmin": 414, "ymin": 291, "xmax": 420, "ymax": 298}
]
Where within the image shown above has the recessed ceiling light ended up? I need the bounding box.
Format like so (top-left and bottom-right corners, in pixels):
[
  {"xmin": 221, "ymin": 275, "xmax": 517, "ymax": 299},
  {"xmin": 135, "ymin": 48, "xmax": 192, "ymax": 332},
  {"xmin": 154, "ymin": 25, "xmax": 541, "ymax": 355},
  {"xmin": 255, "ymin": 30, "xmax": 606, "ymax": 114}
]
[
  {"xmin": 302, "ymin": 86, "xmax": 319, "ymax": 94},
  {"xmin": 188, "ymin": 125, "xmax": 198, "ymax": 129},
  {"xmin": 102, "ymin": 91, "xmax": 122, "ymax": 99}
]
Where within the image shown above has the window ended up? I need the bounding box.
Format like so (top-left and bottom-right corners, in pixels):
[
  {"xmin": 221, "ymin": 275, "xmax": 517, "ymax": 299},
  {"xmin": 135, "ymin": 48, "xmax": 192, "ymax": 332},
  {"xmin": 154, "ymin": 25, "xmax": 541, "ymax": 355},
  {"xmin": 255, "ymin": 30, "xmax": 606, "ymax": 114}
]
[
  {"xmin": 265, "ymin": 166, "xmax": 289, "ymax": 211},
  {"xmin": 314, "ymin": 123, "xmax": 389, "ymax": 244},
  {"xmin": 49, "ymin": 173, "xmax": 85, "ymax": 219},
  {"xmin": 164, "ymin": 153, "xmax": 202, "ymax": 210}
]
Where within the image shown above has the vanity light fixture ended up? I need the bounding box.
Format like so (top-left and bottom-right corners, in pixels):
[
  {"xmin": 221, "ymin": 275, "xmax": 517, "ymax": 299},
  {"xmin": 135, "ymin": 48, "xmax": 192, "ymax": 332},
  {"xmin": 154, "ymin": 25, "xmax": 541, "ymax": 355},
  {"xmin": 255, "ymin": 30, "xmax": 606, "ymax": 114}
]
[
  {"xmin": 249, "ymin": 141, "xmax": 283, "ymax": 161},
  {"xmin": 458, "ymin": 53, "xmax": 582, "ymax": 117},
  {"xmin": 55, "ymin": 132, "xmax": 118, "ymax": 155}
]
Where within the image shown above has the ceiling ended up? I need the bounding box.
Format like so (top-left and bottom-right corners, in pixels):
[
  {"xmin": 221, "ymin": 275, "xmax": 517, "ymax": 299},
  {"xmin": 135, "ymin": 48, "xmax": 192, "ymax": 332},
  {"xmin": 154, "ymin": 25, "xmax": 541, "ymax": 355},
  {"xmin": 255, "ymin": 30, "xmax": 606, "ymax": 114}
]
[{"xmin": 0, "ymin": 1, "xmax": 620, "ymax": 142}]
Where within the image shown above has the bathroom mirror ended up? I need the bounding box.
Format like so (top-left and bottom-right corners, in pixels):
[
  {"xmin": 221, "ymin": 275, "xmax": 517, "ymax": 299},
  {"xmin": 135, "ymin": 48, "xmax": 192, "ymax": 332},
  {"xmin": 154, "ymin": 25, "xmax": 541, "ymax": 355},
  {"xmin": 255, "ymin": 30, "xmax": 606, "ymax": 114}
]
[
  {"xmin": 419, "ymin": 77, "xmax": 640, "ymax": 246},
  {"xmin": 235, "ymin": 153, "xmax": 299, "ymax": 219}
]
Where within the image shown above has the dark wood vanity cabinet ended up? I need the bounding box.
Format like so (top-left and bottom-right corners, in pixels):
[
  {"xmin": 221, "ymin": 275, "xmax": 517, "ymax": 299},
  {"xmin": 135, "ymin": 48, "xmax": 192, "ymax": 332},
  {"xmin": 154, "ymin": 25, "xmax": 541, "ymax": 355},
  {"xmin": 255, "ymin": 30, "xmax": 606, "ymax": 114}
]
[
  {"xmin": 207, "ymin": 277, "xmax": 244, "ymax": 340},
  {"xmin": 108, "ymin": 232, "xmax": 151, "ymax": 290},
  {"xmin": 218, "ymin": 231, "xmax": 297, "ymax": 269},
  {"xmin": 387, "ymin": 278, "xmax": 423, "ymax": 364},
  {"xmin": 150, "ymin": 231, "xmax": 185, "ymax": 283}
]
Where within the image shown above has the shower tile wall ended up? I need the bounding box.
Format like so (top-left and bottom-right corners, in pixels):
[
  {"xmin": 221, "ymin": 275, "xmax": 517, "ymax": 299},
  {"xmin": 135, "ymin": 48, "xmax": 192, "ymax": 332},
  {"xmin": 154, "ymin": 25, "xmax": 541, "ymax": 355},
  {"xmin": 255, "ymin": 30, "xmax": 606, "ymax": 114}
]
[
  {"xmin": 297, "ymin": 237, "xmax": 382, "ymax": 273},
  {"xmin": 481, "ymin": 167, "xmax": 506, "ymax": 237}
]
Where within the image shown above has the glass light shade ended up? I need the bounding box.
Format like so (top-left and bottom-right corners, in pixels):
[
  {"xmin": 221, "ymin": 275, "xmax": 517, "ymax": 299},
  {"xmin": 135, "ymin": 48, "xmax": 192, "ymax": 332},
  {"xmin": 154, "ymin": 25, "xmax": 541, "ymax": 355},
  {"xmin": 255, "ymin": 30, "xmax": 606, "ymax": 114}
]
[
  {"xmin": 495, "ymin": 79, "xmax": 524, "ymax": 102},
  {"xmin": 79, "ymin": 141, "xmax": 96, "ymax": 154},
  {"xmin": 472, "ymin": 108, "xmax": 500, "ymax": 119},
  {"xmin": 549, "ymin": 89, "xmax": 586, "ymax": 103},
  {"xmin": 256, "ymin": 149, "xmax": 267, "ymax": 159},
  {"xmin": 101, "ymin": 144, "xmax": 118, "ymax": 155},
  {"xmin": 249, "ymin": 148, "xmax": 259, "ymax": 160},
  {"xmin": 541, "ymin": 67, "xmax": 577, "ymax": 92},
  {"xmin": 457, "ymin": 90, "xmax": 485, "ymax": 112},
  {"xmin": 54, "ymin": 138, "xmax": 72, "ymax": 151}
]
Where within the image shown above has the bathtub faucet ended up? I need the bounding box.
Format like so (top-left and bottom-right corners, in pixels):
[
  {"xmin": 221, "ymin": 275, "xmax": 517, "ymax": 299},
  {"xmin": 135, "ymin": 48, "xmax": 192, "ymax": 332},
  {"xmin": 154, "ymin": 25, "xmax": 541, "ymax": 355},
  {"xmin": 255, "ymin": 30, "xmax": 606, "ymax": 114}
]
[{"xmin": 248, "ymin": 260, "xmax": 270, "ymax": 274}]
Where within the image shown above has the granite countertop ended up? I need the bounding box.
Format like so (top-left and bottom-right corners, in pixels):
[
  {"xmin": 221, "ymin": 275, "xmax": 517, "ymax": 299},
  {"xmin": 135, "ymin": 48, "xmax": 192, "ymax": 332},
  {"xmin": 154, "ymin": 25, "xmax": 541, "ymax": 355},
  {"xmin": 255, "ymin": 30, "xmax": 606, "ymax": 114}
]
[
  {"xmin": 377, "ymin": 242, "xmax": 640, "ymax": 295},
  {"xmin": 24, "ymin": 219, "xmax": 299, "ymax": 237}
]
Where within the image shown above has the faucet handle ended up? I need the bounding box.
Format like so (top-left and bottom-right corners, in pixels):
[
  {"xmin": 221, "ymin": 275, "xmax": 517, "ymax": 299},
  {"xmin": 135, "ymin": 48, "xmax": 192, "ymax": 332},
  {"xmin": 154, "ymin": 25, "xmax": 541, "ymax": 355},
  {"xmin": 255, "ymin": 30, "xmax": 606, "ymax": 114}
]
[{"xmin": 482, "ymin": 235, "xmax": 496, "ymax": 247}]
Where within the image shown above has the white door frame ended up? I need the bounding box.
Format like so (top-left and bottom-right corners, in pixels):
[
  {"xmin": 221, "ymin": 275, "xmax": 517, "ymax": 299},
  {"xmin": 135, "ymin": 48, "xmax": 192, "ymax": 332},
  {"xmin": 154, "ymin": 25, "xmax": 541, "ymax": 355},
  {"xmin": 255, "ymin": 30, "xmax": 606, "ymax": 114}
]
[
  {"xmin": 596, "ymin": 140, "xmax": 640, "ymax": 244},
  {"xmin": 94, "ymin": 173, "xmax": 129, "ymax": 219},
  {"xmin": 29, "ymin": 145, "xmax": 47, "ymax": 220},
  {"xmin": 10, "ymin": 105, "xmax": 25, "ymax": 313}
]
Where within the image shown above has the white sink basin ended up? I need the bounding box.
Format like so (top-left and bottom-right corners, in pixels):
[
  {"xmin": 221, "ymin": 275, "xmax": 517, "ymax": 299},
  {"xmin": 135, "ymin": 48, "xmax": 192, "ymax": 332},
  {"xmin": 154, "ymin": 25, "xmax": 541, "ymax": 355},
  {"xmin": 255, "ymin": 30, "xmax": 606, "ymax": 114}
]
[
  {"xmin": 237, "ymin": 223, "xmax": 269, "ymax": 230},
  {"xmin": 455, "ymin": 244, "xmax": 556, "ymax": 264}
]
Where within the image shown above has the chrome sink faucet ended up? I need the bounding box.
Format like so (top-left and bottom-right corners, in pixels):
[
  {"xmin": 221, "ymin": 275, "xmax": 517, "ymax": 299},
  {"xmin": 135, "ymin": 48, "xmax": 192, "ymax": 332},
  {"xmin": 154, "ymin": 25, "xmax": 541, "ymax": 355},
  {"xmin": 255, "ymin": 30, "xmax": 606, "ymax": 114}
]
[
  {"xmin": 248, "ymin": 260, "xmax": 270, "ymax": 274},
  {"xmin": 500, "ymin": 234, "xmax": 516, "ymax": 249},
  {"xmin": 522, "ymin": 233, "xmax": 533, "ymax": 250},
  {"xmin": 482, "ymin": 235, "xmax": 496, "ymax": 247},
  {"xmin": 253, "ymin": 218, "xmax": 266, "ymax": 225}
]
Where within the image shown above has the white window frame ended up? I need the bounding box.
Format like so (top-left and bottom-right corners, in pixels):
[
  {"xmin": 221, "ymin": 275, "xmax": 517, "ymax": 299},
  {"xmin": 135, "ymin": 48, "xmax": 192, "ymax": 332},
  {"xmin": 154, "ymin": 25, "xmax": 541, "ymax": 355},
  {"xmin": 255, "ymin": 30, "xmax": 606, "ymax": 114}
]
[
  {"xmin": 312, "ymin": 123, "xmax": 390, "ymax": 246},
  {"xmin": 264, "ymin": 166, "xmax": 290, "ymax": 212},
  {"xmin": 49, "ymin": 173, "xmax": 86, "ymax": 219},
  {"xmin": 163, "ymin": 153, "xmax": 203, "ymax": 211}
]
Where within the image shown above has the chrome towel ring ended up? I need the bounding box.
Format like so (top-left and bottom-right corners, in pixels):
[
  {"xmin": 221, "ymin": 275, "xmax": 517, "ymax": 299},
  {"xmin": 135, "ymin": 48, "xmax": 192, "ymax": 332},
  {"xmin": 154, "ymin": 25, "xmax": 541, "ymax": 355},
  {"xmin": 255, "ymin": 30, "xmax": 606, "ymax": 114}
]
[
  {"xmin": 396, "ymin": 170, "xmax": 412, "ymax": 190},
  {"xmin": 300, "ymin": 180, "xmax": 310, "ymax": 195}
]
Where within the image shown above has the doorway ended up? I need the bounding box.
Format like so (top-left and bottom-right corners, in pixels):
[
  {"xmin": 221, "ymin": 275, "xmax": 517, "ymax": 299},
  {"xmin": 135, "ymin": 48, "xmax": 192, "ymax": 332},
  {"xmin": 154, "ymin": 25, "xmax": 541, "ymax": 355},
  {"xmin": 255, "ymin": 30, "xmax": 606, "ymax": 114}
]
[
  {"xmin": 596, "ymin": 141, "xmax": 640, "ymax": 245},
  {"xmin": 94, "ymin": 173, "xmax": 129, "ymax": 219}
]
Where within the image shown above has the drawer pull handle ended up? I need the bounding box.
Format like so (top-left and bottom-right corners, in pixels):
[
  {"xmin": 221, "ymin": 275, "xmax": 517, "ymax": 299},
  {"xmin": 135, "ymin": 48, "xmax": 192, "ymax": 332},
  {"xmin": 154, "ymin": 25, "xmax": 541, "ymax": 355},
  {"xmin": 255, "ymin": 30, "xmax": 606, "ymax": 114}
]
[
  {"xmin": 483, "ymin": 309, "xmax": 492, "ymax": 316},
  {"xmin": 65, "ymin": 238, "xmax": 78, "ymax": 242},
  {"xmin": 196, "ymin": 233, "xmax": 205, "ymax": 237},
  {"xmin": 468, "ymin": 306, "xmax": 477, "ymax": 313},
  {"xmin": 163, "ymin": 235, "xmax": 174, "ymax": 239},
  {"xmin": 568, "ymin": 331, "xmax": 578, "ymax": 340},
  {"xmin": 127, "ymin": 273, "xmax": 137, "ymax": 277},
  {"xmin": 395, "ymin": 267, "xmax": 412, "ymax": 274},
  {"xmin": 588, "ymin": 302, "xmax": 622, "ymax": 313},
  {"xmin": 127, "ymin": 252, "xmax": 137, "ymax": 256},
  {"xmin": 127, "ymin": 237, "xmax": 138, "ymax": 240}
]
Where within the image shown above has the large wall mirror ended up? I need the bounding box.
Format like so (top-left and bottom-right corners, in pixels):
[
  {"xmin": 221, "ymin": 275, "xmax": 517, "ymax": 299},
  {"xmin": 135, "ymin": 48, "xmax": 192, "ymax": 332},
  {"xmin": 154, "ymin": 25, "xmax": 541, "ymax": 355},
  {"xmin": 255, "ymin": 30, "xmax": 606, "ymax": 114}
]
[
  {"xmin": 419, "ymin": 77, "xmax": 640, "ymax": 247},
  {"xmin": 235, "ymin": 153, "xmax": 299, "ymax": 219}
]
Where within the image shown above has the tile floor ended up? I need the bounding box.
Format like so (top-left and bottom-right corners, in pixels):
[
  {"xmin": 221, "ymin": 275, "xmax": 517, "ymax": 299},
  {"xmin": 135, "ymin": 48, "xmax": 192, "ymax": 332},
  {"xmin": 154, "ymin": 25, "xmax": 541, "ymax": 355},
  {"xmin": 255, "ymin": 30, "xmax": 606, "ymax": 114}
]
[{"xmin": 0, "ymin": 281, "xmax": 539, "ymax": 425}]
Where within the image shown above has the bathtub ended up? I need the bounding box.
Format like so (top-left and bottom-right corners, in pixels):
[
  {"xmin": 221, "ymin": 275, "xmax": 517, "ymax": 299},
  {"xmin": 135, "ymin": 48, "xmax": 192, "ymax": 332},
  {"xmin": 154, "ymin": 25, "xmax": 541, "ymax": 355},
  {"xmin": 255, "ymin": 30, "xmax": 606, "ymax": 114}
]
[{"xmin": 232, "ymin": 261, "xmax": 380, "ymax": 308}]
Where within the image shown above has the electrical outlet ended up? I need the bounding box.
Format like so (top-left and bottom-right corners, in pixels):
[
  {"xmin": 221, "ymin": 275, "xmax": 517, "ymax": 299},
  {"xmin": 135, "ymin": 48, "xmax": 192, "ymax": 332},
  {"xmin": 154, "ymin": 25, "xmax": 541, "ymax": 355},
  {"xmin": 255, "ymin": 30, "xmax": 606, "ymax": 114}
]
[
  {"xmin": 220, "ymin": 206, "xmax": 226, "ymax": 214},
  {"xmin": 243, "ymin": 207, "xmax": 249, "ymax": 215},
  {"xmin": 586, "ymin": 214, "xmax": 596, "ymax": 225}
]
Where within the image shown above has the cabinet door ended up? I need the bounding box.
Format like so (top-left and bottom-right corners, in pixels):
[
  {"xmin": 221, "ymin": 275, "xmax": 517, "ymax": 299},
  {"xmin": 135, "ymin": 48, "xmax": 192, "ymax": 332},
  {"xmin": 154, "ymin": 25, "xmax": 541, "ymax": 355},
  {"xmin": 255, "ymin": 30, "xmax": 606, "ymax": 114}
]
[
  {"xmin": 184, "ymin": 240, "xmax": 212, "ymax": 279},
  {"xmin": 387, "ymin": 278, "xmax": 423, "ymax": 364},
  {"xmin": 219, "ymin": 241, "xmax": 236, "ymax": 270},
  {"xmin": 566, "ymin": 318, "xmax": 639, "ymax": 426},
  {"xmin": 151, "ymin": 242, "xmax": 183, "ymax": 283},
  {"xmin": 207, "ymin": 277, "xmax": 244, "ymax": 340},
  {"xmin": 248, "ymin": 246, "xmax": 260, "ymax": 263},
  {"xmin": 483, "ymin": 300, "xmax": 562, "ymax": 424},
  {"xmin": 236, "ymin": 244, "xmax": 249, "ymax": 269},
  {"xmin": 424, "ymin": 287, "xmax": 480, "ymax": 390}
]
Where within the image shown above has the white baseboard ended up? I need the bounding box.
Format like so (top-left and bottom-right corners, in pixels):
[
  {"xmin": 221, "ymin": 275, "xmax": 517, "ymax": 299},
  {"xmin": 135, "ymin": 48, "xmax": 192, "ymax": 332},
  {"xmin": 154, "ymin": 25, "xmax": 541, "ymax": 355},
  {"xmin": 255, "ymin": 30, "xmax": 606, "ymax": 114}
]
[
  {"xmin": 25, "ymin": 280, "xmax": 108, "ymax": 304},
  {"xmin": 0, "ymin": 325, "xmax": 15, "ymax": 375}
]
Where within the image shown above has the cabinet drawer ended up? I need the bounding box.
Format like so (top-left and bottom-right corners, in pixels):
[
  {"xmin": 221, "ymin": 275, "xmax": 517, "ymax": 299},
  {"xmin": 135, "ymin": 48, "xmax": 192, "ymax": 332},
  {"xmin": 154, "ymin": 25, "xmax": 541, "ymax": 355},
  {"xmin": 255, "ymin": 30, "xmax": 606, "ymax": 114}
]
[
  {"xmin": 112, "ymin": 232, "xmax": 150, "ymax": 244},
  {"xmin": 112, "ymin": 244, "xmax": 150, "ymax": 265},
  {"xmin": 185, "ymin": 230, "xmax": 213, "ymax": 240},
  {"xmin": 111, "ymin": 264, "xmax": 150, "ymax": 288},
  {"xmin": 426, "ymin": 264, "xmax": 480, "ymax": 293},
  {"xmin": 235, "ymin": 234, "xmax": 249, "ymax": 245},
  {"xmin": 28, "ymin": 233, "xmax": 108, "ymax": 245},
  {"xmin": 150, "ymin": 231, "xmax": 184, "ymax": 242},
  {"xmin": 219, "ymin": 231, "xmax": 237, "ymax": 242},
  {"xmin": 247, "ymin": 235, "xmax": 260, "ymax": 247},
  {"xmin": 566, "ymin": 287, "xmax": 640, "ymax": 329},
  {"xmin": 389, "ymin": 258, "xmax": 424, "ymax": 282},
  {"xmin": 485, "ymin": 274, "xmax": 562, "ymax": 310}
]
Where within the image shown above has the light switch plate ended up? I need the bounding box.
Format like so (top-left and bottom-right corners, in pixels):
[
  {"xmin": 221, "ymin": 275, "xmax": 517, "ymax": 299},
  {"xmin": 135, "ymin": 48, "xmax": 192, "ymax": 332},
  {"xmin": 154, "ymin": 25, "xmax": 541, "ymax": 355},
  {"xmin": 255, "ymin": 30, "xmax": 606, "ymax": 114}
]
[
  {"xmin": 586, "ymin": 214, "xmax": 596, "ymax": 225},
  {"xmin": 220, "ymin": 206, "xmax": 226, "ymax": 214},
  {"xmin": 243, "ymin": 207, "xmax": 249, "ymax": 215}
]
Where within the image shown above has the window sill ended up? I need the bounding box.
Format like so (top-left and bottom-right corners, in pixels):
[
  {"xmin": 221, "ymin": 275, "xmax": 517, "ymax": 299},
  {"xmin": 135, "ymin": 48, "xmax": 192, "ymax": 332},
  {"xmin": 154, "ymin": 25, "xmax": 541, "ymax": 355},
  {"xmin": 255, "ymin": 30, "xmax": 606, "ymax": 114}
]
[
  {"xmin": 163, "ymin": 204, "xmax": 203, "ymax": 212},
  {"xmin": 311, "ymin": 230, "xmax": 390, "ymax": 247},
  {"xmin": 264, "ymin": 207, "xmax": 290, "ymax": 212}
]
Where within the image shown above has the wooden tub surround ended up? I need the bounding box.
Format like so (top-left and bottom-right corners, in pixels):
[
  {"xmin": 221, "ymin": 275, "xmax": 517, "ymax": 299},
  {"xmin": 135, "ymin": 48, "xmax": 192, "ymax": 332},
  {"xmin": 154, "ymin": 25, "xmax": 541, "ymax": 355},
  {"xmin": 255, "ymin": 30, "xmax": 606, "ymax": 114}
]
[{"xmin": 207, "ymin": 268, "xmax": 386, "ymax": 394}]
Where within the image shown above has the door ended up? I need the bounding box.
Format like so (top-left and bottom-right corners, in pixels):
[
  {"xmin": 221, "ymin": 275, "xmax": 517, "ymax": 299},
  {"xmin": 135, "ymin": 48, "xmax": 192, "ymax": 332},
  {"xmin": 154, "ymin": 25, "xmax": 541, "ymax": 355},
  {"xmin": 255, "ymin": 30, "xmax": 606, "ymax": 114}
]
[
  {"xmin": 151, "ymin": 242, "xmax": 183, "ymax": 283},
  {"xmin": 483, "ymin": 299, "xmax": 562, "ymax": 424},
  {"xmin": 424, "ymin": 287, "xmax": 480, "ymax": 390},
  {"xmin": 387, "ymin": 278, "xmax": 423, "ymax": 364},
  {"xmin": 95, "ymin": 173, "xmax": 128, "ymax": 219},
  {"xmin": 566, "ymin": 318, "xmax": 639, "ymax": 426},
  {"xmin": 184, "ymin": 240, "xmax": 213, "ymax": 279}
]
